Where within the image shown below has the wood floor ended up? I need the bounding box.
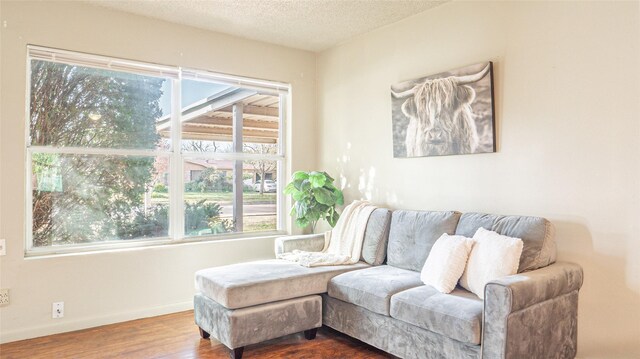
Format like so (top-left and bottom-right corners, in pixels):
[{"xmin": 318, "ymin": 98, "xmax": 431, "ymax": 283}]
[{"xmin": 0, "ymin": 310, "xmax": 395, "ymax": 359}]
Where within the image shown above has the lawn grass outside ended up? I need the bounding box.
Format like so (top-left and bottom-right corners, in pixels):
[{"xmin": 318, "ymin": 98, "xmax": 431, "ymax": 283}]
[
  {"xmin": 151, "ymin": 191, "xmax": 277, "ymax": 233},
  {"xmin": 151, "ymin": 191, "xmax": 276, "ymax": 205},
  {"xmin": 185, "ymin": 215, "xmax": 277, "ymax": 235},
  {"xmin": 243, "ymin": 215, "xmax": 277, "ymax": 232}
]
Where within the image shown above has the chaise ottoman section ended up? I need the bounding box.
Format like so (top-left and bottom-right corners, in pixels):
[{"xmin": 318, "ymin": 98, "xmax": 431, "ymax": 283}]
[
  {"xmin": 195, "ymin": 259, "xmax": 370, "ymax": 309},
  {"xmin": 194, "ymin": 293, "xmax": 322, "ymax": 350}
]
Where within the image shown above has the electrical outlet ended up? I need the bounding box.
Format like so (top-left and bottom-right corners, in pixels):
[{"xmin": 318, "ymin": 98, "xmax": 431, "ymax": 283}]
[
  {"xmin": 52, "ymin": 302, "xmax": 64, "ymax": 318},
  {"xmin": 0, "ymin": 239, "xmax": 6, "ymax": 256},
  {"xmin": 0, "ymin": 289, "xmax": 9, "ymax": 305}
]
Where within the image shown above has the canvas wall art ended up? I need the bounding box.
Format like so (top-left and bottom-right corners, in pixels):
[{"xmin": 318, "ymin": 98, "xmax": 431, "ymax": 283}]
[{"xmin": 391, "ymin": 62, "xmax": 496, "ymax": 158}]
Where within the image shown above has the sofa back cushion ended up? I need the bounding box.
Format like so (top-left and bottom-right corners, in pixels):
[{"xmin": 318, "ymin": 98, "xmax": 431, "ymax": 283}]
[
  {"xmin": 387, "ymin": 210, "xmax": 461, "ymax": 271},
  {"xmin": 455, "ymin": 213, "xmax": 556, "ymax": 272},
  {"xmin": 360, "ymin": 208, "xmax": 392, "ymax": 265}
]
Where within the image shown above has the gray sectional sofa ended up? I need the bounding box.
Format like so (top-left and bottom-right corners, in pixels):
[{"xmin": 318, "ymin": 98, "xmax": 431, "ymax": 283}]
[{"xmin": 194, "ymin": 208, "xmax": 583, "ymax": 359}]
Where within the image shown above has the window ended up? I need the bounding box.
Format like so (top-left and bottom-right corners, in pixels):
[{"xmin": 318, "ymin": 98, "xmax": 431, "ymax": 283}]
[
  {"xmin": 26, "ymin": 46, "xmax": 288, "ymax": 254},
  {"xmin": 190, "ymin": 170, "xmax": 203, "ymax": 182}
]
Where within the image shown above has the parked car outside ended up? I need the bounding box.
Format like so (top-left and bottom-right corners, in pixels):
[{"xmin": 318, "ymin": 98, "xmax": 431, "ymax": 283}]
[{"xmin": 253, "ymin": 180, "xmax": 277, "ymax": 193}]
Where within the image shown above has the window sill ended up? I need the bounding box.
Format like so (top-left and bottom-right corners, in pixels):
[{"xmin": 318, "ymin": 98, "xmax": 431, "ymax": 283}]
[{"xmin": 24, "ymin": 230, "xmax": 287, "ymax": 259}]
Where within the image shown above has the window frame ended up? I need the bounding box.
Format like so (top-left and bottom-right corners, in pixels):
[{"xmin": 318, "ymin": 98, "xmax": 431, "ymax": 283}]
[{"xmin": 25, "ymin": 45, "xmax": 289, "ymax": 256}]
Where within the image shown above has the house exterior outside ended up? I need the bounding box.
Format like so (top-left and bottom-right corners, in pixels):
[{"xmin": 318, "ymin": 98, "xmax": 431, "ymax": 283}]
[{"xmin": 183, "ymin": 159, "xmax": 275, "ymax": 184}]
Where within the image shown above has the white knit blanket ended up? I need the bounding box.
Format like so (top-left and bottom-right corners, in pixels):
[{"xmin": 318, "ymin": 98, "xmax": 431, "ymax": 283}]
[{"xmin": 278, "ymin": 200, "xmax": 377, "ymax": 267}]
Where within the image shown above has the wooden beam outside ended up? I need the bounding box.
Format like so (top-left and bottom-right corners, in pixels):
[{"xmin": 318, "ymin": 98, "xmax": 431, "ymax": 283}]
[
  {"xmin": 217, "ymin": 104, "xmax": 279, "ymax": 119},
  {"xmin": 178, "ymin": 132, "xmax": 277, "ymax": 144},
  {"xmin": 187, "ymin": 116, "xmax": 279, "ymax": 131},
  {"xmin": 156, "ymin": 89, "xmax": 257, "ymax": 131},
  {"xmin": 181, "ymin": 124, "xmax": 279, "ymax": 139},
  {"xmin": 160, "ymin": 130, "xmax": 277, "ymax": 144},
  {"xmin": 156, "ymin": 102, "xmax": 278, "ymax": 131}
]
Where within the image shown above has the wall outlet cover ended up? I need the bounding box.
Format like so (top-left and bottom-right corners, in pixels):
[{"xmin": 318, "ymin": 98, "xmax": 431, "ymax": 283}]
[
  {"xmin": 0, "ymin": 289, "xmax": 9, "ymax": 305},
  {"xmin": 52, "ymin": 301, "xmax": 64, "ymax": 318}
]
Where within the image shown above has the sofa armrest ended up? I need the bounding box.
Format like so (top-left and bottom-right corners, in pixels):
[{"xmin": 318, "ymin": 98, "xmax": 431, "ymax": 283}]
[
  {"xmin": 482, "ymin": 262, "xmax": 584, "ymax": 359},
  {"xmin": 486, "ymin": 261, "xmax": 584, "ymax": 312},
  {"xmin": 274, "ymin": 233, "xmax": 326, "ymax": 256}
]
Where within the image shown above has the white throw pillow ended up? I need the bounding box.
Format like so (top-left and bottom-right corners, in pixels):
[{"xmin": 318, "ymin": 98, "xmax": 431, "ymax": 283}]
[
  {"xmin": 420, "ymin": 233, "xmax": 475, "ymax": 293},
  {"xmin": 459, "ymin": 227, "xmax": 524, "ymax": 299}
]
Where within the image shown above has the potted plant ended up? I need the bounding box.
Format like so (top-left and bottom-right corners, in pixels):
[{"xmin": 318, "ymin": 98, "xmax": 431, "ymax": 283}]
[{"xmin": 284, "ymin": 171, "xmax": 344, "ymax": 233}]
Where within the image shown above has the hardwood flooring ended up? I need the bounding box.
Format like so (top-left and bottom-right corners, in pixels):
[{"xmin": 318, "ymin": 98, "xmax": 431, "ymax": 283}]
[{"xmin": 0, "ymin": 310, "xmax": 395, "ymax": 359}]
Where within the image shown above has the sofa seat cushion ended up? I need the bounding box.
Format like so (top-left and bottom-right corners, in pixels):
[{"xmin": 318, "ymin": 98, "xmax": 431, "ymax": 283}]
[
  {"xmin": 390, "ymin": 285, "xmax": 483, "ymax": 345},
  {"xmin": 327, "ymin": 265, "xmax": 423, "ymax": 316},
  {"xmin": 195, "ymin": 259, "xmax": 369, "ymax": 309}
]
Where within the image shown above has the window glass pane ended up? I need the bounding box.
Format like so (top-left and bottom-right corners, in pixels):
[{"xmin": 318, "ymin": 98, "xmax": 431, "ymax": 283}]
[
  {"xmin": 180, "ymin": 80, "xmax": 280, "ymax": 153},
  {"xmin": 241, "ymin": 94, "xmax": 280, "ymax": 153},
  {"xmin": 183, "ymin": 159, "xmax": 279, "ymax": 236},
  {"xmin": 29, "ymin": 60, "xmax": 171, "ymax": 150},
  {"xmin": 184, "ymin": 159, "xmax": 236, "ymax": 236},
  {"xmin": 31, "ymin": 154, "xmax": 169, "ymax": 246},
  {"xmin": 181, "ymin": 79, "xmax": 236, "ymax": 153},
  {"xmin": 243, "ymin": 160, "xmax": 278, "ymax": 233}
]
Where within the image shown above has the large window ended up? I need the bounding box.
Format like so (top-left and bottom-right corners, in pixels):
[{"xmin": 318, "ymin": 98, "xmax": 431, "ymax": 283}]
[{"xmin": 26, "ymin": 46, "xmax": 287, "ymax": 254}]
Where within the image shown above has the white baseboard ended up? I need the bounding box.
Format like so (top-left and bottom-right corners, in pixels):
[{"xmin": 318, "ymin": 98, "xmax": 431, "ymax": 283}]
[{"xmin": 0, "ymin": 301, "xmax": 194, "ymax": 344}]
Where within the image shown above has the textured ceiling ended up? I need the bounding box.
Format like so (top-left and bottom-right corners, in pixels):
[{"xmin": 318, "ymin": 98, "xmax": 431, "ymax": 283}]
[{"xmin": 85, "ymin": 0, "xmax": 447, "ymax": 52}]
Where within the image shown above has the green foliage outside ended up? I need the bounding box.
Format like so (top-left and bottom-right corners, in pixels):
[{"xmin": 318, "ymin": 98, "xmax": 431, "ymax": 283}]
[
  {"xmin": 284, "ymin": 171, "xmax": 344, "ymax": 232},
  {"xmin": 113, "ymin": 201, "xmax": 234, "ymax": 238},
  {"xmin": 30, "ymin": 60, "xmax": 162, "ymax": 245},
  {"xmin": 153, "ymin": 183, "xmax": 168, "ymax": 193},
  {"xmin": 184, "ymin": 200, "xmax": 235, "ymax": 235},
  {"xmin": 30, "ymin": 60, "xmax": 233, "ymax": 246},
  {"xmin": 117, "ymin": 204, "xmax": 169, "ymax": 239},
  {"xmin": 184, "ymin": 168, "xmax": 232, "ymax": 193}
]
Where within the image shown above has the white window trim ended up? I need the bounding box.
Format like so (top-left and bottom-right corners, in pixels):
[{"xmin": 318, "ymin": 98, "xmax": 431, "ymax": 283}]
[
  {"xmin": 25, "ymin": 45, "xmax": 290, "ymax": 257},
  {"xmin": 28, "ymin": 45, "xmax": 180, "ymax": 79},
  {"xmin": 170, "ymin": 77, "xmax": 183, "ymax": 240}
]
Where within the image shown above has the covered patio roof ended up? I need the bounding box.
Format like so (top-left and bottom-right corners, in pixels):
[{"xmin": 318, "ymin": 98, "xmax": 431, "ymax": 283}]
[{"xmin": 156, "ymin": 87, "xmax": 280, "ymax": 144}]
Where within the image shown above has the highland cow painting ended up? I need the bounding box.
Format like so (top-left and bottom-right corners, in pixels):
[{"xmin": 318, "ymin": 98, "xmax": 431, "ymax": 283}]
[{"xmin": 391, "ymin": 62, "xmax": 496, "ymax": 158}]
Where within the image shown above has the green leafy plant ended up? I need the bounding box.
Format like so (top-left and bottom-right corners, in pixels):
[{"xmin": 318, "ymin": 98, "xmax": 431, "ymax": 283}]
[
  {"xmin": 284, "ymin": 171, "xmax": 344, "ymax": 232},
  {"xmin": 184, "ymin": 199, "xmax": 235, "ymax": 235}
]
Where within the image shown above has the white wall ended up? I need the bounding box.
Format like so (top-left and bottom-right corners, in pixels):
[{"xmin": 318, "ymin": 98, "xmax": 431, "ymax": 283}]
[
  {"xmin": 317, "ymin": 1, "xmax": 639, "ymax": 357},
  {"xmin": 0, "ymin": 1, "xmax": 316, "ymax": 342}
]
